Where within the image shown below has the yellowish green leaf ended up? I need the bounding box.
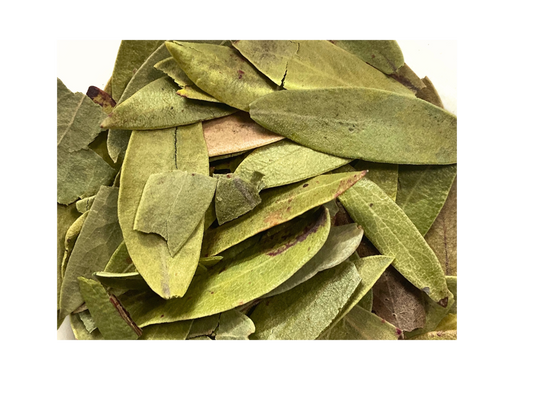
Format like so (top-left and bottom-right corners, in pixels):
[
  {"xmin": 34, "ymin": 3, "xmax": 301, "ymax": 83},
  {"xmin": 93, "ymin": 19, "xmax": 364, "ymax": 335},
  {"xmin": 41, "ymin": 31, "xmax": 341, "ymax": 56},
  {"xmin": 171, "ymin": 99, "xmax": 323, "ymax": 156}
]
[
  {"xmin": 353, "ymin": 160, "xmax": 398, "ymax": 201},
  {"xmin": 215, "ymin": 309, "xmax": 255, "ymax": 340},
  {"xmin": 139, "ymin": 320, "xmax": 193, "ymax": 340},
  {"xmin": 330, "ymin": 40, "xmax": 404, "ymax": 75}
]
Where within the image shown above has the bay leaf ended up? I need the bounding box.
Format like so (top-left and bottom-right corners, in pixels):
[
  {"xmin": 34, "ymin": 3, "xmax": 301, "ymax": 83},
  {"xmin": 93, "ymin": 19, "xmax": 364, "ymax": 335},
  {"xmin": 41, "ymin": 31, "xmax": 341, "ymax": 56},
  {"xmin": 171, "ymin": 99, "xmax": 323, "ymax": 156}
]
[
  {"xmin": 111, "ymin": 40, "xmax": 165, "ymax": 102},
  {"xmin": 77, "ymin": 309, "xmax": 97, "ymax": 333},
  {"xmin": 78, "ymin": 277, "xmax": 141, "ymax": 340},
  {"xmin": 139, "ymin": 320, "xmax": 193, "ymax": 340},
  {"xmin": 71, "ymin": 314, "xmax": 103, "ymax": 340},
  {"xmin": 371, "ymin": 266, "xmax": 426, "ymax": 332},
  {"xmin": 59, "ymin": 186, "xmax": 123, "ymax": 322},
  {"xmin": 234, "ymin": 140, "xmax": 352, "ymax": 190},
  {"xmin": 391, "ymin": 64, "xmax": 426, "ymax": 93},
  {"xmin": 250, "ymin": 260, "xmax": 361, "ymax": 340},
  {"xmin": 57, "ymin": 204, "xmax": 81, "ymax": 309},
  {"xmin": 154, "ymin": 57, "xmax": 221, "ymax": 103},
  {"xmin": 358, "ymin": 289, "xmax": 373, "ymax": 312},
  {"xmin": 86, "ymin": 86, "xmax": 115, "ymax": 114},
  {"xmin": 232, "ymin": 40, "xmax": 411, "ymax": 95},
  {"xmin": 187, "ymin": 314, "xmax": 220, "ymax": 338},
  {"xmin": 104, "ymin": 76, "xmax": 112, "ymax": 98},
  {"xmin": 434, "ymin": 313, "xmax": 457, "ymax": 332},
  {"xmin": 264, "ymin": 223, "xmax": 364, "ymax": 297},
  {"xmin": 214, "ymin": 172, "xmax": 264, "ymax": 225},
  {"xmin": 165, "ymin": 41, "xmax": 279, "ymax": 111},
  {"xmin": 104, "ymin": 241, "xmax": 135, "ymax": 273},
  {"xmin": 330, "ymin": 40, "xmax": 404, "ymax": 75},
  {"xmin": 75, "ymin": 195, "xmax": 95, "ymax": 213},
  {"xmin": 199, "ymin": 256, "xmax": 223, "ymax": 268},
  {"xmin": 250, "ymin": 87, "xmax": 457, "ymax": 165},
  {"xmin": 128, "ymin": 207, "xmax": 331, "ymax": 326},
  {"xmin": 94, "ymin": 271, "xmax": 150, "ymax": 291},
  {"xmin": 396, "ymin": 164, "xmax": 457, "ymax": 236},
  {"xmin": 118, "ymin": 124, "xmax": 208, "ymax": 299},
  {"xmin": 203, "ymin": 111, "xmax": 284, "ymax": 157},
  {"xmin": 320, "ymin": 304, "xmax": 401, "ymax": 340},
  {"xmin": 88, "ymin": 130, "xmax": 117, "ymax": 169},
  {"xmin": 410, "ymin": 329, "xmax": 457, "ymax": 340},
  {"xmin": 189, "ymin": 336, "xmax": 212, "ymax": 340},
  {"xmin": 202, "ymin": 170, "xmax": 366, "ymax": 256},
  {"xmin": 134, "ymin": 170, "xmax": 217, "ymax": 256},
  {"xmin": 338, "ymin": 171, "xmax": 449, "ymax": 304},
  {"xmin": 60, "ymin": 211, "xmax": 89, "ymax": 278},
  {"xmin": 101, "ymin": 77, "xmax": 235, "ymax": 131},
  {"xmin": 404, "ymin": 289, "xmax": 455, "ymax": 339},
  {"xmin": 446, "ymin": 276, "xmax": 458, "ymax": 314},
  {"xmin": 108, "ymin": 42, "xmax": 171, "ymax": 163}
]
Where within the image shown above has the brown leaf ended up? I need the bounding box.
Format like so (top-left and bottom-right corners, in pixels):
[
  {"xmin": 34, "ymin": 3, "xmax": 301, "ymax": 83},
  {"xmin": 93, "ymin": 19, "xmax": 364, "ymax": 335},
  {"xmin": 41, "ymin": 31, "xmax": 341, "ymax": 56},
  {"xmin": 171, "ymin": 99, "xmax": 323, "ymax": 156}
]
[
  {"xmin": 356, "ymin": 236, "xmax": 380, "ymax": 258},
  {"xmin": 391, "ymin": 63, "xmax": 426, "ymax": 94},
  {"xmin": 86, "ymin": 86, "xmax": 116, "ymax": 114},
  {"xmin": 372, "ymin": 266, "xmax": 426, "ymax": 333}
]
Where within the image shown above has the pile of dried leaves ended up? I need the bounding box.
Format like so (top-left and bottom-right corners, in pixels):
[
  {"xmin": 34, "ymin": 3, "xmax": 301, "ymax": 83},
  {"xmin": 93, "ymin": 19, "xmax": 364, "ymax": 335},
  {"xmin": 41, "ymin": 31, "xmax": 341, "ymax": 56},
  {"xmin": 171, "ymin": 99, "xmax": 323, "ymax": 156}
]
[{"xmin": 57, "ymin": 40, "xmax": 456, "ymax": 340}]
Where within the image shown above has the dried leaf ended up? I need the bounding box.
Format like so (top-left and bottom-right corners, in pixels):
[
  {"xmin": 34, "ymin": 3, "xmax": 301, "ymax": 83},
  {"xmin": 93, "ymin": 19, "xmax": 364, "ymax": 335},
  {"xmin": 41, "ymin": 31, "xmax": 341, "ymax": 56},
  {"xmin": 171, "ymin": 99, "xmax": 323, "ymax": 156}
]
[
  {"xmin": 78, "ymin": 277, "xmax": 141, "ymax": 340},
  {"xmin": 111, "ymin": 40, "xmax": 165, "ymax": 102},
  {"xmin": 410, "ymin": 329, "xmax": 457, "ymax": 340},
  {"xmin": 358, "ymin": 290, "xmax": 373, "ymax": 312},
  {"xmin": 119, "ymin": 125, "xmax": 209, "ymax": 298},
  {"xmin": 446, "ymin": 276, "xmax": 458, "ymax": 314},
  {"xmin": 60, "ymin": 211, "xmax": 89, "ymax": 278},
  {"xmin": 104, "ymin": 241, "xmax": 135, "ymax": 273},
  {"xmin": 215, "ymin": 309, "xmax": 255, "ymax": 340},
  {"xmin": 404, "ymin": 289, "xmax": 455, "ymax": 339},
  {"xmin": 250, "ymin": 87, "xmax": 457, "ymax": 165},
  {"xmin": 202, "ymin": 170, "xmax": 366, "ymax": 256},
  {"xmin": 250, "ymin": 260, "xmax": 361, "ymax": 340},
  {"xmin": 75, "ymin": 195, "xmax": 95, "ymax": 213},
  {"xmin": 391, "ymin": 64, "xmax": 426, "ymax": 93},
  {"xmin": 203, "ymin": 111, "xmax": 284, "ymax": 157},
  {"xmin": 94, "ymin": 271, "xmax": 150, "ymax": 291},
  {"xmin": 339, "ymin": 172, "xmax": 449, "ymax": 305},
  {"xmin": 127, "ymin": 207, "xmax": 331, "ymax": 326},
  {"xmin": 166, "ymin": 41, "xmax": 278, "ymax": 111},
  {"xmin": 234, "ymin": 140, "xmax": 352, "ymax": 190},
  {"xmin": 353, "ymin": 160, "xmax": 398, "ymax": 201},
  {"xmin": 232, "ymin": 40, "xmax": 411, "ymax": 94},
  {"xmin": 134, "ymin": 171, "xmax": 216, "ymax": 256},
  {"xmin": 320, "ymin": 305, "xmax": 401, "ymax": 340},
  {"xmin": 86, "ymin": 86, "xmax": 115, "ymax": 114},
  {"xmin": 59, "ymin": 186, "xmax": 123, "ymax": 322},
  {"xmin": 330, "ymin": 40, "xmax": 405, "ymax": 75},
  {"xmin": 57, "ymin": 204, "xmax": 81, "ymax": 309},
  {"xmin": 416, "ymin": 76, "xmax": 444, "ymax": 108},
  {"xmin": 199, "ymin": 256, "xmax": 223, "ymax": 268},
  {"xmin": 102, "ymin": 77, "xmax": 235, "ymax": 131},
  {"xmin": 71, "ymin": 313, "xmax": 103, "ymax": 340},
  {"xmin": 187, "ymin": 314, "xmax": 220, "ymax": 338},
  {"xmin": 264, "ymin": 224, "xmax": 364, "ymax": 297},
  {"xmin": 78, "ymin": 309, "xmax": 98, "ymax": 333},
  {"xmin": 139, "ymin": 320, "xmax": 193, "ymax": 340}
]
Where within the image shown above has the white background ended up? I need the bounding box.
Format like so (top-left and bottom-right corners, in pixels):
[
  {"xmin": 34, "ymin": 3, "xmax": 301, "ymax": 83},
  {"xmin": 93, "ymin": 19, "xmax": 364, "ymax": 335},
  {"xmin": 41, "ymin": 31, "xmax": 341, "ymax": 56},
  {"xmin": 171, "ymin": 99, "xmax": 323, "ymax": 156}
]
[{"xmin": 54, "ymin": 37, "xmax": 460, "ymax": 343}]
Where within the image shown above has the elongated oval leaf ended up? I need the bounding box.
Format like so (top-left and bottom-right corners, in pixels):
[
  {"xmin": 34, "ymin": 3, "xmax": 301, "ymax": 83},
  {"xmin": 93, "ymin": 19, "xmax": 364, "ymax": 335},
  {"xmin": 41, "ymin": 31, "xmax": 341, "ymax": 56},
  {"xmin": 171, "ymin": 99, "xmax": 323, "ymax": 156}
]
[
  {"xmin": 250, "ymin": 260, "xmax": 361, "ymax": 340},
  {"xmin": 128, "ymin": 208, "xmax": 331, "ymax": 326},
  {"xmin": 57, "ymin": 204, "xmax": 81, "ymax": 309},
  {"xmin": 59, "ymin": 186, "xmax": 123, "ymax": 322},
  {"xmin": 202, "ymin": 170, "xmax": 366, "ymax": 256},
  {"xmin": 338, "ymin": 173, "xmax": 449, "ymax": 305},
  {"xmin": 232, "ymin": 40, "xmax": 411, "ymax": 95},
  {"xmin": 330, "ymin": 40, "xmax": 404, "ymax": 75},
  {"xmin": 165, "ymin": 41, "xmax": 278, "ymax": 111},
  {"xmin": 104, "ymin": 241, "xmax": 136, "ymax": 273},
  {"xmin": 234, "ymin": 140, "xmax": 352, "ymax": 190},
  {"xmin": 250, "ymin": 87, "xmax": 457, "ymax": 164},
  {"xmin": 119, "ymin": 124, "xmax": 209, "ymax": 298},
  {"xmin": 101, "ymin": 77, "xmax": 235, "ymax": 131}
]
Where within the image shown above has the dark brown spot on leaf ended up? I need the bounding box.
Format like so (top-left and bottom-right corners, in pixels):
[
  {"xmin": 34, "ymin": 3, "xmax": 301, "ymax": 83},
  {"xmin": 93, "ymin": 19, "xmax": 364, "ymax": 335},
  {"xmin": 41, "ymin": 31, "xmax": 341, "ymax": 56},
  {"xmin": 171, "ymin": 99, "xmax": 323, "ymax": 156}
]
[{"xmin": 303, "ymin": 184, "xmax": 309, "ymax": 188}]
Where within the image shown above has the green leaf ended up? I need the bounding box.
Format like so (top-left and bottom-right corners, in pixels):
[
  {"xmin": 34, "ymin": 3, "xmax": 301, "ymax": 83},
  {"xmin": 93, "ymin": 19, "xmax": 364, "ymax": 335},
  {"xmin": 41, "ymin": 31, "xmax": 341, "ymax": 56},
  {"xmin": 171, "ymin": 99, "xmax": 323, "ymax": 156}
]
[
  {"xmin": 134, "ymin": 171, "xmax": 216, "ymax": 256},
  {"xmin": 203, "ymin": 111, "xmax": 283, "ymax": 158},
  {"xmin": 127, "ymin": 207, "xmax": 332, "ymax": 326},
  {"xmin": 139, "ymin": 320, "xmax": 193, "ymax": 340},
  {"xmin": 396, "ymin": 164, "xmax": 457, "ymax": 236},
  {"xmin": 59, "ymin": 186, "xmax": 123, "ymax": 322},
  {"xmin": 215, "ymin": 309, "xmax": 255, "ymax": 340},
  {"xmin": 264, "ymin": 224, "xmax": 364, "ymax": 297},
  {"xmin": 101, "ymin": 76, "xmax": 235, "ymax": 131},
  {"xmin": 338, "ymin": 171, "xmax": 449, "ymax": 305},
  {"xmin": 353, "ymin": 160, "xmax": 398, "ymax": 201},
  {"xmin": 214, "ymin": 172, "xmax": 264, "ymax": 225},
  {"xmin": 403, "ymin": 289, "xmax": 455, "ymax": 339},
  {"xmin": 320, "ymin": 305, "xmax": 401, "ymax": 340},
  {"xmin": 71, "ymin": 313, "xmax": 103, "ymax": 340},
  {"xmin": 234, "ymin": 140, "xmax": 352, "ymax": 190},
  {"xmin": 391, "ymin": 64, "xmax": 426, "ymax": 93},
  {"xmin": 111, "ymin": 40, "xmax": 165, "ymax": 102},
  {"xmin": 187, "ymin": 314, "xmax": 220, "ymax": 338},
  {"xmin": 198, "ymin": 256, "xmax": 223, "ymax": 268},
  {"xmin": 416, "ymin": 76, "xmax": 445, "ymax": 108},
  {"xmin": 77, "ymin": 309, "xmax": 98, "ymax": 333},
  {"xmin": 358, "ymin": 289, "xmax": 373, "ymax": 312},
  {"xmin": 75, "ymin": 195, "xmax": 95, "ymax": 213},
  {"xmin": 57, "ymin": 204, "xmax": 81, "ymax": 310},
  {"xmin": 202, "ymin": 170, "xmax": 366, "ymax": 256},
  {"xmin": 94, "ymin": 271, "xmax": 150, "ymax": 291},
  {"xmin": 446, "ymin": 276, "xmax": 457, "ymax": 315},
  {"xmin": 118, "ymin": 124, "xmax": 209, "ymax": 298},
  {"xmin": 165, "ymin": 41, "xmax": 279, "ymax": 111},
  {"xmin": 250, "ymin": 87, "xmax": 457, "ymax": 165},
  {"xmin": 232, "ymin": 40, "xmax": 411, "ymax": 95},
  {"xmin": 409, "ymin": 329, "xmax": 457, "ymax": 340},
  {"xmin": 104, "ymin": 241, "xmax": 135, "ymax": 273},
  {"xmin": 330, "ymin": 40, "xmax": 404, "ymax": 75},
  {"xmin": 250, "ymin": 260, "xmax": 361, "ymax": 340},
  {"xmin": 59, "ymin": 211, "xmax": 89, "ymax": 279},
  {"xmin": 78, "ymin": 277, "xmax": 141, "ymax": 340}
]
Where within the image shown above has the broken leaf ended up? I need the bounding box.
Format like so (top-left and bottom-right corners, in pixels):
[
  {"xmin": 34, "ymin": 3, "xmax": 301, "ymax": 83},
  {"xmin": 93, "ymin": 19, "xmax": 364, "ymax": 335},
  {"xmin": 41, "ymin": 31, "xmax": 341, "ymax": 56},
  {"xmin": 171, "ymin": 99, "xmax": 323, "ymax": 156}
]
[
  {"xmin": 86, "ymin": 86, "xmax": 115, "ymax": 114},
  {"xmin": 77, "ymin": 309, "xmax": 97, "ymax": 333},
  {"xmin": 264, "ymin": 223, "xmax": 364, "ymax": 297},
  {"xmin": 232, "ymin": 40, "xmax": 411, "ymax": 94},
  {"xmin": 128, "ymin": 207, "xmax": 331, "ymax": 326},
  {"xmin": 78, "ymin": 277, "xmax": 141, "ymax": 340},
  {"xmin": 187, "ymin": 314, "xmax": 220, "ymax": 339},
  {"xmin": 215, "ymin": 309, "xmax": 255, "ymax": 340},
  {"xmin": 202, "ymin": 170, "xmax": 366, "ymax": 256},
  {"xmin": 57, "ymin": 204, "xmax": 81, "ymax": 309},
  {"xmin": 60, "ymin": 211, "xmax": 89, "ymax": 278},
  {"xmin": 71, "ymin": 313, "xmax": 103, "ymax": 340},
  {"xmin": 330, "ymin": 40, "xmax": 405, "ymax": 75},
  {"xmin": 101, "ymin": 76, "xmax": 235, "ymax": 131},
  {"xmin": 338, "ymin": 171, "xmax": 449, "ymax": 304},
  {"xmin": 59, "ymin": 186, "xmax": 123, "ymax": 322},
  {"xmin": 118, "ymin": 124, "xmax": 209, "ymax": 298},
  {"xmin": 203, "ymin": 111, "xmax": 284, "ymax": 157},
  {"xmin": 250, "ymin": 260, "xmax": 361, "ymax": 340},
  {"xmin": 214, "ymin": 172, "xmax": 264, "ymax": 225},
  {"xmin": 250, "ymin": 87, "xmax": 457, "ymax": 164},
  {"xmin": 166, "ymin": 41, "xmax": 278, "ymax": 111},
  {"xmin": 134, "ymin": 170, "xmax": 216, "ymax": 256},
  {"xmin": 234, "ymin": 140, "xmax": 353, "ymax": 190},
  {"xmin": 75, "ymin": 195, "xmax": 95, "ymax": 213}
]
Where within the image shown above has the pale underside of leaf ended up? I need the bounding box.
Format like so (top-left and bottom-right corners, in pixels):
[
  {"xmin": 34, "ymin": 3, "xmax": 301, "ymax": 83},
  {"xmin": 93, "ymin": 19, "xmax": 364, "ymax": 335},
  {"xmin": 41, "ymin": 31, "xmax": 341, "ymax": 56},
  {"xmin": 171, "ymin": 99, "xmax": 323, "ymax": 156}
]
[{"xmin": 215, "ymin": 309, "xmax": 255, "ymax": 340}]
